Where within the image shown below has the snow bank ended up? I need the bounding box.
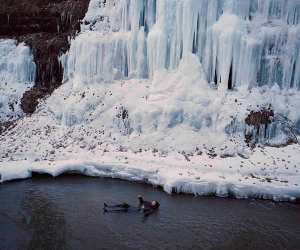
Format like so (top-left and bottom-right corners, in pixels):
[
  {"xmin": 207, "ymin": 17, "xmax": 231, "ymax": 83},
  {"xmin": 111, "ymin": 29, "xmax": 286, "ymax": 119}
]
[
  {"xmin": 1, "ymin": 143, "xmax": 300, "ymax": 202},
  {"xmin": 0, "ymin": 39, "xmax": 36, "ymax": 122}
]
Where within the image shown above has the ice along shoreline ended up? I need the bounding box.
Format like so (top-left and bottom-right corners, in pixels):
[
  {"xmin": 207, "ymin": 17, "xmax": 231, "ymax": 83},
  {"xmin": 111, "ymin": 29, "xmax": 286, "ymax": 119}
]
[{"xmin": 1, "ymin": 144, "xmax": 300, "ymax": 203}]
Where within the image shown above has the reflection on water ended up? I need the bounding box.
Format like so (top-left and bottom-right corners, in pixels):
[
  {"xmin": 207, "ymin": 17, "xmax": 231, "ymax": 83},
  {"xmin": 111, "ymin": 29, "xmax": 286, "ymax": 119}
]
[
  {"xmin": 22, "ymin": 190, "xmax": 67, "ymax": 250},
  {"xmin": 0, "ymin": 175, "xmax": 300, "ymax": 250}
]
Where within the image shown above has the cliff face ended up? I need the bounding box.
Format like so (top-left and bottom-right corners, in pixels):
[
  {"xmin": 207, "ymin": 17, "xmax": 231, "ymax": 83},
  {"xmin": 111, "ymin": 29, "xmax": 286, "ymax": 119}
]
[{"xmin": 0, "ymin": 0, "xmax": 90, "ymax": 113}]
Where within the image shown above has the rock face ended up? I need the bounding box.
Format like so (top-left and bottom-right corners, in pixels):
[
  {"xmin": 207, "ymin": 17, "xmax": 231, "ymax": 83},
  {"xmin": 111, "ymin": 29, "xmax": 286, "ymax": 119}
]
[
  {"xmin": 245, "ymin": 107, "xmax": 275, "ymax": 145},
  {"xmin": 0, "ymin": 0, "xmax": 90, "ymax": 113}
]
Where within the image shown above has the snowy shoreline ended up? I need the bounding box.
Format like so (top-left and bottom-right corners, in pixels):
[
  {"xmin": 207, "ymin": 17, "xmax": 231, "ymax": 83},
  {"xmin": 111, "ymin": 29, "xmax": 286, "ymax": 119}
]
[
  {"xmin": 1, "ymin": 55, "xmax": 299, "ymax": 203},
  {"xmin": 1, "ymin": 144, "xmax": 300, "ymax": 203},
  {"xmin": 1, "ymin": 0, "xmax": 300, "ymax": 203}
]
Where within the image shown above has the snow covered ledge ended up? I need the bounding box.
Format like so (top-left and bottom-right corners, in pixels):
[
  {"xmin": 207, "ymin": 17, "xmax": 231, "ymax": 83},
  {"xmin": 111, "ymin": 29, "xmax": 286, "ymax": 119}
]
[{"xmin": 1, "ymin": 144, "xmax": 299, "ymax": 202}]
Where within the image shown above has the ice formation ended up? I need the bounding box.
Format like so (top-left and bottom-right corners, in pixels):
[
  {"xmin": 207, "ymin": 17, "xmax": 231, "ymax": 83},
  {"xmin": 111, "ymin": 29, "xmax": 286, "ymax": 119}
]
[
  {"xmin": 1, "ymin": 1, "xmax": 300, "ymax": 201},
  {"xmin": 58, "ymin": 0, "xmax": 300, "ymax": 145},
  {"xmin": 62, "ymin": 0, "xmax": 300, "ymax": 89},
  {"xmin": 0, "ymin": 39, "xmax": 36, "ymax": 122}
]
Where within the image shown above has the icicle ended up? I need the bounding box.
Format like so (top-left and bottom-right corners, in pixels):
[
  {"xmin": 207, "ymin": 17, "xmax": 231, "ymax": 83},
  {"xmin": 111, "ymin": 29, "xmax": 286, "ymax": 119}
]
[{"xmin": 62, "ymin": 0, "xmax": 300, "ymax": 89}]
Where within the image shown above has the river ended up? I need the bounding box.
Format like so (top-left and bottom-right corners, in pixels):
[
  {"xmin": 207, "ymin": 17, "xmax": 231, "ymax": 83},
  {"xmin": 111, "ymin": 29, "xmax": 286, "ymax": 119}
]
[{"xmin": 0, "ymin": 175, "xmax": 299, "ymax": 250}]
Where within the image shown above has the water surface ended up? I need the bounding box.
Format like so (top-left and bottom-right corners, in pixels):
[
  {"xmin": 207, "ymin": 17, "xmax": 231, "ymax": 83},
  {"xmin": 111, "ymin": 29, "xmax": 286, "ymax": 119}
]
[{"xmin": 0, "ymin": 175, "xmax": 300, "ymax": 250}]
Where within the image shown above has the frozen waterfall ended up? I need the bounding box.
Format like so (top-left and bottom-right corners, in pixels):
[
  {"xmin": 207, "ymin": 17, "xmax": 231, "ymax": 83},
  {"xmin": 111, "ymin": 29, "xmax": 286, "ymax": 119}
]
[
  {"xmin": 0, "ymin": 39, "xmax": 36, "ymax": 122},
  {"xmin": 52, "ymin": 0, "xmax": 300, "ymax": 148},
  {"xmin": 62, "ymin": 0, "xmax": 300, "ymax": 89}
]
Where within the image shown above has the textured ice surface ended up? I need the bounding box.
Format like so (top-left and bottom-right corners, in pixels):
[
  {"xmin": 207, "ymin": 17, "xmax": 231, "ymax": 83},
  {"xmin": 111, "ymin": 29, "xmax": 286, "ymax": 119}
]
[
  {"xmin": 62, "ymin": 0, "xmax": 300, "ymax": 88},
  {"xmin": 0, "ymin": 39, "xmax": 36, "ymax": 122},
  {"xmin": 1, "ymin": 1, "xmax": 300, "ymax": 201},
  {"xmin": 1, "ymin": 54, "xmax": 300, "ymax": 201}
]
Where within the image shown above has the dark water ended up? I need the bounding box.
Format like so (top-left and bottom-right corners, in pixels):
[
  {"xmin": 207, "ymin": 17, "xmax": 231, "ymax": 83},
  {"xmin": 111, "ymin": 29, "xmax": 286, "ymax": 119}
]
[{"xmin": 0, "ymin": 175, "xmax": 300, "ymax": 250}]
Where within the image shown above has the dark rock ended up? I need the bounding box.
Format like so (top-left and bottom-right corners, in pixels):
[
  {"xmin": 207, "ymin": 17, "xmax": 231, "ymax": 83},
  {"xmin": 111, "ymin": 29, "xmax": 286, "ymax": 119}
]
[
  {"xmin": 0, "ymin": 120, "xmax": 16, "ymax": 135},
  {"xmin": 245, "ymin": 107, "xmax": 274, "ymax": 128},
  {"xmin": 245, "ymin": 106, "xmax": 274, "ymax": 146},
  {"xmin": 20, "ymin": 86, "xmax": 47, "ymax": 113}
]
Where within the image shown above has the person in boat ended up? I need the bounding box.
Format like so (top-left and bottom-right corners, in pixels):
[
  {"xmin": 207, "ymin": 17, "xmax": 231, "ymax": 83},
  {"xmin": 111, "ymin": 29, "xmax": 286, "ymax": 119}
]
[{"xmin": 104, "ymin": 195, "xmax": 160, "ymax": 214}]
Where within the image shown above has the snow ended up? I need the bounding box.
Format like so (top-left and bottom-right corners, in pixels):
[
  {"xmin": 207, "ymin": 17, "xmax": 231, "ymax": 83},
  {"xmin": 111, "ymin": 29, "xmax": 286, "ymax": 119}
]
[
  {"xmin": 1, "ymin": 0, "xmax": 300, "ymax": 202},
  {"xmin": 1, "ymin": 53, "xmax": 300, "ymax": 201},
  {"xmin": 0, "ymin": 39, "xmax": 36, "ymax": 122},
  {"xmin": 1, "ymin": 144, "xmax": 300, "ymax": 202},
  {"xmin": 50, "ymin": 53, "xmax": 300, "ymax": 149}
]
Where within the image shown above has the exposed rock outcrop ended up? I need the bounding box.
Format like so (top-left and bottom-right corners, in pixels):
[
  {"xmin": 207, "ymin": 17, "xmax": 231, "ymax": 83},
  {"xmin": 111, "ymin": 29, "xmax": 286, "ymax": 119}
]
[
  {"xmin": 245, "ymin": 106, "xmax": 275, "ymax": 146},
  {"xmin": 0, "ymin": 0, "xmax": 90, "ymax": 113},
  {"xmin": 245, "ymin": 107, "xmax": 274, "ymax": 130}
]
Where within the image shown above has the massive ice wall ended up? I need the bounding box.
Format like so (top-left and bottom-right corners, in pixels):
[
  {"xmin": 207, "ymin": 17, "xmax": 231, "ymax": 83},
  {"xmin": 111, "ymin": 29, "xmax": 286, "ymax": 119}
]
[
  {"xmin": 62, "ymin": 0, "xmax": 300, "ymax": 89},
  {"xmin": 56, "ymin": 0, "xmax": 300, "ymax": 147},
  {"xmin": 0, "ymin": 39, "xmax": 36, "ymax": 122}
]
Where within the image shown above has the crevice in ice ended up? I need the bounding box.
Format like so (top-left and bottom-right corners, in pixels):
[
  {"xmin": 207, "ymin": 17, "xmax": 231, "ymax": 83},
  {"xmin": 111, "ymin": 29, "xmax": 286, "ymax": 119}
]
[{"xmin": 228, "ymin": 62, "xmax": 233, "ymax": 90}]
